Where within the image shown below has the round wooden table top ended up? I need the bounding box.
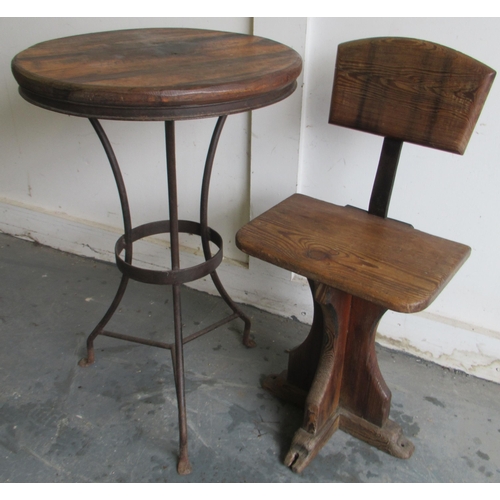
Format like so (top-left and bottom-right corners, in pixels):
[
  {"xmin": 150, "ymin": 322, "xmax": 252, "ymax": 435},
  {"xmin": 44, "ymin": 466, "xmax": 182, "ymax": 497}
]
[{"xmin": 11, "ymin": 28, "xmax": 303, "ymax": 121}]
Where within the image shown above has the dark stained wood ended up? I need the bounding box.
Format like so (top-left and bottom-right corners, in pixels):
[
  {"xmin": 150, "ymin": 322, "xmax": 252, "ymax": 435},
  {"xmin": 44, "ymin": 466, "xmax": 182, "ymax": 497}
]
[
  {"xmin": 329, "ymin": 37, "xmax": 495, "ymax": 154},
  {"xmin": 301, "ymin": 284, "xmax": 350, "ymax": 435},
  {"xmin": 262, "ymin": 282, "xmax": 413, "ymax": 473},
  {"xmin": 338, "ymin": 409, "xmax": 414, "ymax": 460},
  {"xmin": 340, "ymin": 296, "xmax": 390, "ymax": 426},
  {"xmin": 285, "ymin": 280, "xmax": 325, "ymax": 393},
  {"xmin": 12, "ymin": 28, "xmax": 302, "ymax": 120},
  {"xmin": 235, "ymin": 37, "xmax": 495, "ymax": 472},
  {"xmin": 368, "ymin": 137, "xmax": 403, "ymax": 218},
  {"xmin": 236, "ymin": 193, "xmax": 471, "ymax": 314}
]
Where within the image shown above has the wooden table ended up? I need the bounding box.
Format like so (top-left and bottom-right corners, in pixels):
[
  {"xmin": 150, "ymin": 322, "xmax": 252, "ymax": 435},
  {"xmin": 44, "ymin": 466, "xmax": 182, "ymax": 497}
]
[{"xmin": 12, "ymin": 27, "xmax": 302, "ymax": 474}]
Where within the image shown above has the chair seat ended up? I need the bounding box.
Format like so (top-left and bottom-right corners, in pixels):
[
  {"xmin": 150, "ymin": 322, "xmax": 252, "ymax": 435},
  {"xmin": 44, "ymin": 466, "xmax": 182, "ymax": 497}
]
[{"xmin": 236, "ymin": 193, "xmax": 471, "ymax": 313}]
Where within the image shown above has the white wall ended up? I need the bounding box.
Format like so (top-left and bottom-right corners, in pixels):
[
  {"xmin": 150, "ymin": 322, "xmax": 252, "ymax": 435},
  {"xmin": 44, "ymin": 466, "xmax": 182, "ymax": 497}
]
[{"xmin": 1, "ymin": 17, "xmax": 499, "ymax": 383}]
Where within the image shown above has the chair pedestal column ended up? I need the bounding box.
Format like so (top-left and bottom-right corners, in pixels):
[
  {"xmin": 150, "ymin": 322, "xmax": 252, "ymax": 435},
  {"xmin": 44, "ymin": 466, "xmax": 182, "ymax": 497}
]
[{"xmin": 262, "ymin": 281, "xmax": 414, "ymax": 473}]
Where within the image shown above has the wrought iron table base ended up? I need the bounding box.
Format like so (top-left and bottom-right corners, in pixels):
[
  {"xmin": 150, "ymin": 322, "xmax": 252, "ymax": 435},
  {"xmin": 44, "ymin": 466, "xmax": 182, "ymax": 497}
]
[{"xmin": 78, "ymin": 116, "xmax": 254, "ymax": 475}]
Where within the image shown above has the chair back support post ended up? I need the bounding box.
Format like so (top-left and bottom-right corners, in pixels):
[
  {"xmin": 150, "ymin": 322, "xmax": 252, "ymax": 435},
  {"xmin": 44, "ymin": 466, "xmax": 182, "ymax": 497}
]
[{"xmin": 368, "ymin": 137, "xmax": 403, "ymax": 218}]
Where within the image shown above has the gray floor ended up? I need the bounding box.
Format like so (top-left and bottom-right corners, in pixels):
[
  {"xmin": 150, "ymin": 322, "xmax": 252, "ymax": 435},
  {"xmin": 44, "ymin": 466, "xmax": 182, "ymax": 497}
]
[{"xmin": 0, "ymin": 232, "xmax": 499, "ymax": 483}]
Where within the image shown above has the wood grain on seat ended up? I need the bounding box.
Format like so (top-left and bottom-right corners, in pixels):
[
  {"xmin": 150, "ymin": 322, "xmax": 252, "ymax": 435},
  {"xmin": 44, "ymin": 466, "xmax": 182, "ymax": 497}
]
[{"xmin": 236, "ymin": 193, "xmax": 471, "ymax": 313}]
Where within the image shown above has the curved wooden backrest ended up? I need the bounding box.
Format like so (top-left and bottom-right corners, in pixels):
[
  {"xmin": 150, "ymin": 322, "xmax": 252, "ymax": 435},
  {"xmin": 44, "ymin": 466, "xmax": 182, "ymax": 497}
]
[{"xmin": 329, "ymin": 37, "xmax": 495, "ymax": 154}]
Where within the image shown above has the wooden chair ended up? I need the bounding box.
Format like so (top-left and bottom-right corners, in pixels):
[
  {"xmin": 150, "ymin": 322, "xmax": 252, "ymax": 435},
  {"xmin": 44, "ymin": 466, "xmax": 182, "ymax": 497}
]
[{"xmin": 236, "ymin": 37, "xmax": 495, "ymax": 473}]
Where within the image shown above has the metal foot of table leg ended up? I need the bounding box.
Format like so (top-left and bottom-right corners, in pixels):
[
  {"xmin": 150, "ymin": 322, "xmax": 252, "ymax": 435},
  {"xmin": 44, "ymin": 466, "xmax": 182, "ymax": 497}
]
[{"xmin": 177, "ymin": 451, "xmax": 192, "ymax": 475}]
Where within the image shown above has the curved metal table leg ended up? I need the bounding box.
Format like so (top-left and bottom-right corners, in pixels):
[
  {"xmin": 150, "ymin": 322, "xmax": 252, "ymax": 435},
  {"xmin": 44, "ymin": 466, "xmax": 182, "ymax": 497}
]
[
  {"xmin": 78, "ymin": 274, "xmax": 129, "ymax": 367},
  {"xmin": 200, "ymin": 116, "xmax": 254, "ymax": 347},
  {"xmin": 78, "ymin": 117, "xmax": 252, "ymax": 475},
  {"xmin": 79, "ymin": 118, "xmax": 133, "ymax": 367},
  {"xmin": 164, "ymin": 121, "xmax": 192, "ymax": 475}
]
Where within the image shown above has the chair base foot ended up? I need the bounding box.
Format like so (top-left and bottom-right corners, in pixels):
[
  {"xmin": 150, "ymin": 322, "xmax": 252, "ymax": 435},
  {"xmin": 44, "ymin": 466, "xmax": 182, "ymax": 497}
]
[
  {"xmin": 339, "ymin": 409, "xmax": 414, "ymax": 459},
  {"xmin": 285, "ymin": 414, "xmax": 341, "ymax": 473},
  {"xmin": 263, "ymin": 370, "xmax": 414, "ymax": 472}
]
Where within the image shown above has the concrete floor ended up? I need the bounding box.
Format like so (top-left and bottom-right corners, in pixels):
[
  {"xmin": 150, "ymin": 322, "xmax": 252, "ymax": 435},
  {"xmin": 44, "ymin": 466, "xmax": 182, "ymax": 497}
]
[{"xmin": 0, "ymin": 232, "xmax": 499, "ymax": 483}]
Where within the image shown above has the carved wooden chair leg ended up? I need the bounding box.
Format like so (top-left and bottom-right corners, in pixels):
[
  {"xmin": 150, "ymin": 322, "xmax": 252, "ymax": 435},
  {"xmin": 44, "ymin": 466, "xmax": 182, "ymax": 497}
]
[
  {"xmin": 338, "ymin": 296, "xmax": 414, "ymax": 459},
  {"xmin": 262, "ymin": 279, "xmax": 325, "ymax": 408},
  {"xmin": 264, "ymin": 282, "xmax": 414, "ymax": 472},
  {"xmin": 283, "ymin": 284, "xmax": 350, "ymax": 472}
]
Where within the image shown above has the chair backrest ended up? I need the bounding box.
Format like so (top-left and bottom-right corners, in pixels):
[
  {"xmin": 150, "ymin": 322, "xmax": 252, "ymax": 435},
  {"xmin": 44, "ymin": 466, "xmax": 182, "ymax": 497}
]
[{"xmin": 329, "ymin": 37, "xmax": 495, "ymax": 217}]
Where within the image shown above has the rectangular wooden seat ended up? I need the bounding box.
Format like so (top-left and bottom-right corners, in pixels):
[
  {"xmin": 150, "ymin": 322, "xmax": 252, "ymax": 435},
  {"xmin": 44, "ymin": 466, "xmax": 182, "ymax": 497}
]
[{"xmin": 236, "ymin": 193, "xmax": 471, "ymax": 313}]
